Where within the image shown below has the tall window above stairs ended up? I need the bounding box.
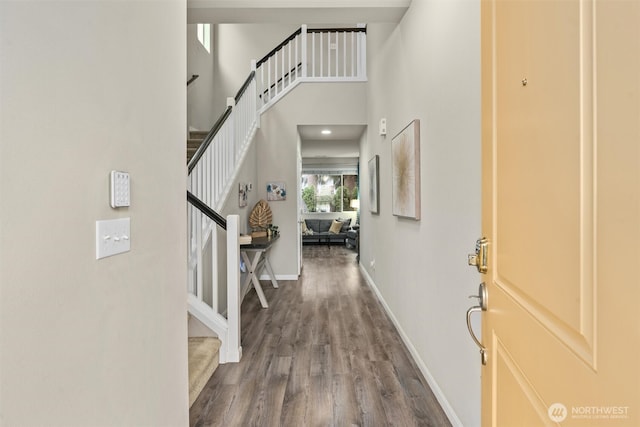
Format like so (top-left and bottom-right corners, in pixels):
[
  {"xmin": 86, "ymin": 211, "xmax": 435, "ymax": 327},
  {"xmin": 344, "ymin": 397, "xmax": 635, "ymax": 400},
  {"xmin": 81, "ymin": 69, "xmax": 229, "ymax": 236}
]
[{"xmin": 197, "ymin": 23, "xmax": 211, "ymax": 53}]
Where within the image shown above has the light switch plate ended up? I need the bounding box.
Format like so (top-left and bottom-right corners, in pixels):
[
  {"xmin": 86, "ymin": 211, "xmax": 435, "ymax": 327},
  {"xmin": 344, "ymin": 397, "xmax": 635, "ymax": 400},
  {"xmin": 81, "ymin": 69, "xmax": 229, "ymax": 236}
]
[
  {"xmin": 379, "ymin": 118, "xmax": 387, "ymax": 136},
  {"xmin": 96, "ymin": 218, "xmax": 130, "ymax": 259},
  {"xmin": 110, "ymin": 171, "xmax": 130, "ymax": 208}
]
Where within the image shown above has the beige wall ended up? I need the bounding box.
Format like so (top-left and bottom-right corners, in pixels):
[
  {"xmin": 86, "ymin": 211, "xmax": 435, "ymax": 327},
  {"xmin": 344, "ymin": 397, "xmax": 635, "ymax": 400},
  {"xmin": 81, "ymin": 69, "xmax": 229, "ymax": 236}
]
[
  {"xmin": 361, "ymin": 2, "xmax": 481, "ymax": 426},
  {"xmin": 188, "ymin": 23, "xmax": 216, "ymax": 131},
  {"xmin": 301, "ymin": 139, "xmax": 360, "ymax": 157},
  {"xmin": 0, "ymin": 2, "xmax": 188, "ymax": 425}
]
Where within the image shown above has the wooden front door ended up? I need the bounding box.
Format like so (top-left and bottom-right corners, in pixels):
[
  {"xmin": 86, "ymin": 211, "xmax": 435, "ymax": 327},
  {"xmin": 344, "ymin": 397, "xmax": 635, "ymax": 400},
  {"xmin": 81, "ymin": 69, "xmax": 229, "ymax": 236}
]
[{"xmin": 480, "ymin": 0, "xmax": 640, "ymax": 425}]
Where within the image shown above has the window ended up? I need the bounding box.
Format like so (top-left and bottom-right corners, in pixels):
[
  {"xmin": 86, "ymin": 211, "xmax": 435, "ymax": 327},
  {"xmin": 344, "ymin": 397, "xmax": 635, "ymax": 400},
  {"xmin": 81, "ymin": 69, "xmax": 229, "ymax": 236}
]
[
  {"xmin": 197, "ymin": 23, "xmax": 211, "ymax": 53},
  {"xmin": 301, "ymin": 174, "xmax": 358, "ymax": 213}
]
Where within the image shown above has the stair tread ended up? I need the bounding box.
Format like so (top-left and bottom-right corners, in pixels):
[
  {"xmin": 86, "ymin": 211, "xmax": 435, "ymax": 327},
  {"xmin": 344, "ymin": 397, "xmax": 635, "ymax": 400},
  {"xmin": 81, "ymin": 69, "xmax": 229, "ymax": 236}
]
[
  {"xmin": 189, "ymin": 130, "xmax": 209, "ymax": 139},
  {"xmin": 188, "ymin": 337, "xmax": 221, "ymax": 407},
  {"xmin": 187, "ymin": 139, "xmax": 204, "ymax": 164}
]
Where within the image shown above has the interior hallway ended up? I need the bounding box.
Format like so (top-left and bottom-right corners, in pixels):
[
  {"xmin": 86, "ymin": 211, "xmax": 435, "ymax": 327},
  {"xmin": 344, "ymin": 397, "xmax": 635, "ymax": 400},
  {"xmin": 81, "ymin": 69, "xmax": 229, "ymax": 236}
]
[{"xmin": 190, "ymin": 245, "xmax": 451, "ymax": 426}]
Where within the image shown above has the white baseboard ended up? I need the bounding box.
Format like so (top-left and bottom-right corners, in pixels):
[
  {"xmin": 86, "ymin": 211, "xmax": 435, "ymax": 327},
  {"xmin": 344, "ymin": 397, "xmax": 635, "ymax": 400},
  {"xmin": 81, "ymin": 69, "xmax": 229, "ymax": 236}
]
[{"xmin": 358, "ymin": 264, "xmax": 463, "ymax": 427}]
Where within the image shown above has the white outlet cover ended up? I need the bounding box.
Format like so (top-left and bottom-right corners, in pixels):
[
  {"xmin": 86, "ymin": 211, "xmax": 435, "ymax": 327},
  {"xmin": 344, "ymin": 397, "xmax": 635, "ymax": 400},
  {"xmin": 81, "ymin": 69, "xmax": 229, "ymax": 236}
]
[
  {"xmin": 379, "ymin": 118, "xmax": 387, "ymax": 136},
  {"xmin": 96, "ymin": 218, "xmax": 130, "ymax": 259}
]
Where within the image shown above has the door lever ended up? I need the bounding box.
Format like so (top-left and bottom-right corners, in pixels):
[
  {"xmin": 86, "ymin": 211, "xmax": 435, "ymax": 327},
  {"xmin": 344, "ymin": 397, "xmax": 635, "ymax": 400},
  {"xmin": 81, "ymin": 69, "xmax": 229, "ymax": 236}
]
[
  {"xmin": 468, "ymin": 283, "xmax": 488, "ymax": 310},
  {"xmin": 466, "ymin": 282, "xmax": 488, "ymax": 365}
]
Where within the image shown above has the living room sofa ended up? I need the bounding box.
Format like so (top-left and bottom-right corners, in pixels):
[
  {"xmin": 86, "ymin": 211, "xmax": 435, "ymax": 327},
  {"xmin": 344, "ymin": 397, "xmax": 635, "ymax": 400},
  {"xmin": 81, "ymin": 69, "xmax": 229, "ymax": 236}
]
[{"xmin": 302, "ymin": 218, "xmax": 351, "ymax": 245}]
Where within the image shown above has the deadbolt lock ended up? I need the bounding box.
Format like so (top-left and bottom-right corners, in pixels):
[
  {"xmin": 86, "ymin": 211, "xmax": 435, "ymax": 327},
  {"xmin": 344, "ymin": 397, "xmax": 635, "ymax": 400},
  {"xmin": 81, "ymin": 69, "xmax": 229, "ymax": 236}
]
[{"xmin": 468, "ymin": 237, "xmax": 488, "ymax": 274}]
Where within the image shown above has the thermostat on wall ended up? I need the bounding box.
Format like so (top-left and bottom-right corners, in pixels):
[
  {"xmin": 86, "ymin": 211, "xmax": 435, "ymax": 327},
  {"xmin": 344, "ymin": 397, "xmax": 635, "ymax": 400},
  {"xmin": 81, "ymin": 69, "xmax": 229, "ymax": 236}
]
[{"xmin": 110, "ymin": 171, "xmax": 130, "ymax": 208}]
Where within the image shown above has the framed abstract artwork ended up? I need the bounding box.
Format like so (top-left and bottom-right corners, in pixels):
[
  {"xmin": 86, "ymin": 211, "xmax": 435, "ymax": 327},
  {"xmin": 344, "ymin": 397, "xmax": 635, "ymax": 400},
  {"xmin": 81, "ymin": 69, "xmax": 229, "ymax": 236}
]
[
  {"xmin": 266, "ymin": 181, "xmax": 286, "ymax": 201},
  {"xmin": 391, "ymin": 119, "xmax": 420, "ymax": 220},
  {"xmin": 368, "ymin": 155, "xmax": 380, "ymax": 214}
]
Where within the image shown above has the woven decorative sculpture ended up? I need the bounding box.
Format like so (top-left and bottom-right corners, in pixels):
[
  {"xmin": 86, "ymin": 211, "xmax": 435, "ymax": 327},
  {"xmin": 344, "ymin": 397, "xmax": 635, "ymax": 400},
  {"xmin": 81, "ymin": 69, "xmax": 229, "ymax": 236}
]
[{"xmin": 249, "ymin": 199, "xmax": 273, "ymax": 231}]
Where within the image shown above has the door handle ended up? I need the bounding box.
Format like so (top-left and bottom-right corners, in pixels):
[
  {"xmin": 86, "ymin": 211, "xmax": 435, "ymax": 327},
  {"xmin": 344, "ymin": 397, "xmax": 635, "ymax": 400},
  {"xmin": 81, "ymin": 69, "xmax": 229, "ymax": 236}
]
[{"xmin": 466, "ymin": 282, "xmax": 488, "ymax": 365}]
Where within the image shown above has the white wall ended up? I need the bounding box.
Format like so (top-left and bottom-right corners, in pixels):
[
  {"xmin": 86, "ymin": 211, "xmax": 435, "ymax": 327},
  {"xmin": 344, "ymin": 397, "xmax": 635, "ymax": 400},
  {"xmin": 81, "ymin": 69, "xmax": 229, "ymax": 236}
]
[
  {"xmin": 0, "ymin": 2, "xmax": 188, "ymax": 426},
  {"xmin": 188, "ymin": 24, "xmax": 216, "ymax": 131},
  {"xmin": 360, "ymin": 2, "xmax": 481, "ymax": 426},
  {"xmin": 301, "ymin": 139, "xmax": 360, "ymax": 157}
]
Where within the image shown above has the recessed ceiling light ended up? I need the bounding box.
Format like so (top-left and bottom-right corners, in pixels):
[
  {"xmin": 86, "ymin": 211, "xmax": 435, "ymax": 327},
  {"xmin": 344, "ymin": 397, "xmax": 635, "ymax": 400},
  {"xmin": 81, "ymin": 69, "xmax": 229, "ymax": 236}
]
[{"xmin": 321, "ymin": 129, "xmax": 332, "ymax": 135}]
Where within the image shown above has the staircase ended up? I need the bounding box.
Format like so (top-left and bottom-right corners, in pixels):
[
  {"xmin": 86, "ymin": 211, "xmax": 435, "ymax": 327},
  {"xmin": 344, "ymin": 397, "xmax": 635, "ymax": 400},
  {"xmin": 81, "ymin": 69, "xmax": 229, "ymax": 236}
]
[
  {"xmin": 187, "ymin": 130, "xmax": 208, "ymax": 163},
  {"xmin": 188, "ymin": 336, "xmax": 221, "ymax": 407},
  {"xmin": 185, "ymin": 24, "xmax": 367, "ymax": 407}
]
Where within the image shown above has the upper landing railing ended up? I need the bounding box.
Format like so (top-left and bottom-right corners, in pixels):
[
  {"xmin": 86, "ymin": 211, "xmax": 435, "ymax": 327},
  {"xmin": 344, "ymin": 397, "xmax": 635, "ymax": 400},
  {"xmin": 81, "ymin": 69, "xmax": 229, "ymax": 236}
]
[{"xmin": 255, "ymin": 25, "xmax": 367, "ymax": 110}]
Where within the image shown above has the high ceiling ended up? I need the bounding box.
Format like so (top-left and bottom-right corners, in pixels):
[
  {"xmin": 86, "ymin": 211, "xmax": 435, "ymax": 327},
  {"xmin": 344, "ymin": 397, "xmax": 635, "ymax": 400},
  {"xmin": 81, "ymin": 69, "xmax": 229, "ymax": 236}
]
[
  {"xmin": 189, "ymin": 1, "xmax": 390, "ymax": 155},
  {"xmin": 188, "ymin": 0, "xmax": 411, "ymax": 24}
]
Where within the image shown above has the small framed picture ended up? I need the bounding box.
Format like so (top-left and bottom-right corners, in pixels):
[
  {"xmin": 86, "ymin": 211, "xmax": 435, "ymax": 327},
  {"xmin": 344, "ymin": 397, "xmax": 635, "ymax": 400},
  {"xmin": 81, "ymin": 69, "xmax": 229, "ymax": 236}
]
[
  {"xmin": 239, "ymin": 182, "xmax": 248, "ymax": 207},
  {"xmin": 266, "ymin": 182, "xmax": 286, "ymax": 201}
]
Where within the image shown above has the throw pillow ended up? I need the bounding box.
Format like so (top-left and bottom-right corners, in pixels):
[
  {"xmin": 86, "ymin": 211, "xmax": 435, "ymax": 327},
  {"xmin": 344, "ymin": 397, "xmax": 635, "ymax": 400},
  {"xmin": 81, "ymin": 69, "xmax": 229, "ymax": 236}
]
[
  {"xmin": 328, "ymin": 220, "xmax": 343, "ymax": 234},
  {"xmin": 301, "ymin": 221, "xmax": 314, "ymax": 235}
]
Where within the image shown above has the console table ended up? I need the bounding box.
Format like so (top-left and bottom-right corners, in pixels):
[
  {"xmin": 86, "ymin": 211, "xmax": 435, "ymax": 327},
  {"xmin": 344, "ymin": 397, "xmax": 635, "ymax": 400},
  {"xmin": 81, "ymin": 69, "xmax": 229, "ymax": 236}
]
[{"xmin": 240, "ymin": 234, "xmax": 279, "ymax": 308}]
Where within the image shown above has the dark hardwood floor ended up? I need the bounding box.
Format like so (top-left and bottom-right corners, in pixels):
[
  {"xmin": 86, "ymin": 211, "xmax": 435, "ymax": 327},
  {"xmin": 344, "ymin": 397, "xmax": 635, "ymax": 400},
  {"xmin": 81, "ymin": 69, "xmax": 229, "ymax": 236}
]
[{"xmin": 190, "ymin": 245, "xmax": 452, "ymax": 427}]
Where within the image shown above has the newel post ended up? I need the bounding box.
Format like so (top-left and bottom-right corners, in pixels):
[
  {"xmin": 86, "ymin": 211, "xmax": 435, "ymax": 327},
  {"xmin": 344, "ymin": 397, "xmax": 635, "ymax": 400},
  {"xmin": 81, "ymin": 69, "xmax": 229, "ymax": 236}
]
[
  {"xmin": 357, "ymin": 23, "xmax": 367, "ymax": 80},
  {"xmin": 301, "ymin": 24, "xmax": 308, "ymax": 78},
  {"xmin": 226, "ymin": 214, "xmax": 242, "ymax": 362},
  {"xmin": 251, "ymin": 59, "xmax": 260, "ymax": 128}
]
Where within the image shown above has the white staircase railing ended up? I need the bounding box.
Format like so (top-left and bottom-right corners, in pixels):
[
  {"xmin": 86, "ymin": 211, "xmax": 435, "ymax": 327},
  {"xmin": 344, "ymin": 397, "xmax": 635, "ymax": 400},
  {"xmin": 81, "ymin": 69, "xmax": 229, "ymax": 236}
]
[
  {"xmin": 188, "ymin": 72, "xmax": 258, "ymax": 212},
  {"xmin": 186, "ymin": 198, "xmax": 241, "ymax": 364},
  {"xmin": 186, "ymin": 72, "xmax": 257, "ymax": 365},
  {"xmin": 256, "ymin": 25, "xmax": 367, "ymax": 111},
  {"xmin": 185, "ymin": 25, "xmax": 367, "ymax": 365}
]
